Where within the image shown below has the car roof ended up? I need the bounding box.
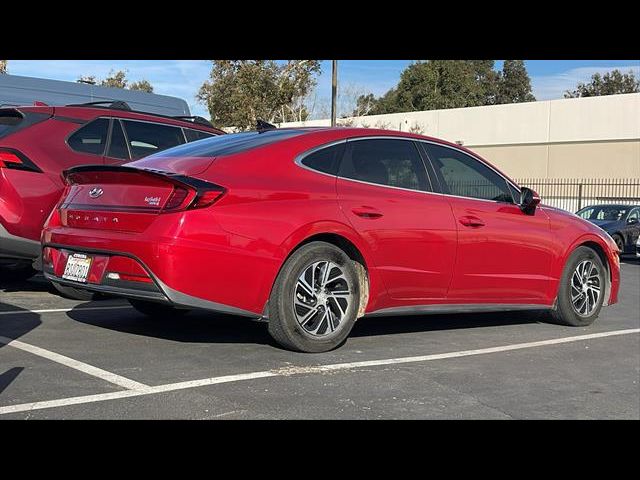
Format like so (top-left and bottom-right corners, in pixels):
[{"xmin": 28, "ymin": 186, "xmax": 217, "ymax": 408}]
[{"xmin": 2, "ymin": 104, "xmax": 224, "ymax": 134}]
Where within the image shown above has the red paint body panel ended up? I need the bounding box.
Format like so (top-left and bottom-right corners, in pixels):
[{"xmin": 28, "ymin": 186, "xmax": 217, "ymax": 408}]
[
  {"xmin": 42, "ymin": 128, "xmax": 620, "ymax": 316},
  {"xmin": 0, "ymin": 105, "xmax": 223, "ymax": 262}
]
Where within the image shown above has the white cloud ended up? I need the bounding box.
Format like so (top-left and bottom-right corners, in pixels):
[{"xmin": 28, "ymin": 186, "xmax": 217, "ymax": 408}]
[{"xmin": 532, "ymin": 64, "xmax": 640, "ymax": 100}]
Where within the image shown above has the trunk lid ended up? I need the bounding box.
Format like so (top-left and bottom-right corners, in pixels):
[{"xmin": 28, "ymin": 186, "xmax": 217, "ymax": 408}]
[{"xmin": 60, "ymin": 166, "xmax": 224, "ymax": 233}]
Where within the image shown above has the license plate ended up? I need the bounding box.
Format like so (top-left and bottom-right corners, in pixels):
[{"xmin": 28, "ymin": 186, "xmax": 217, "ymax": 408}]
[{"xmin": 62, "ymin": 253, "xmax": 93, "ymax": 283}]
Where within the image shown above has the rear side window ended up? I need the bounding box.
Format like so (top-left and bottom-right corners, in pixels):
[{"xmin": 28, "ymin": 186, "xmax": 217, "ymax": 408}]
[
  {"xmin": 68, "ymin": 118, "xmax": 110, "ymax": 156},
  {"xmin": 300, "ymin": 143, "xmax": 345, "ymax": 175},
  {"xmin": 107, "ymin": 120, "xmax": 130, "ymax": 160},
  {"xmin": 184, "ymin": 128, "xmax": 216, "ymax": 142},
  {"xmin": 339, "ymin": 139, "xmax": 429, "ymax": 191},
  {"xmin": 121, "ymin": 120, "xmax": 186, "ymax": 160}
]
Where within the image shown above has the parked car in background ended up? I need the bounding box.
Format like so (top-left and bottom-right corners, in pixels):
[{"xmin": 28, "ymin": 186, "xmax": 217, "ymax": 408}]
[
  {"xmin": 0, "ymin": 73, "xmax": 191, "ymax": 117},
  {"xmin": 41, "ymin": 127, "xmax": 620, "ymax": 352},
  {"xmin": 0, "ymin": 100, "xmax": 223, "ymax": 298},
  {"xmin": 636, "ymin": 235, "xmax": 640, "ymax": 258},
  {"xmin": 575, "ymin": 204, "xmax": 640, "ymax": 254}
]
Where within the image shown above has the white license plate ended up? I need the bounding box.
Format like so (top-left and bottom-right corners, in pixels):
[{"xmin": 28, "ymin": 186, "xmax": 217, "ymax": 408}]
[{"xmin": 62, "ymin": 253, "xmax": 93, "ymax": 283}]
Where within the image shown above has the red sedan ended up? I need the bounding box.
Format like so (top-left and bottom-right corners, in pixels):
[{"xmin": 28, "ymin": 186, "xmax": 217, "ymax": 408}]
[{"xmin": 41, "ymin": 128, "xmax": 620, "ymax": 352}]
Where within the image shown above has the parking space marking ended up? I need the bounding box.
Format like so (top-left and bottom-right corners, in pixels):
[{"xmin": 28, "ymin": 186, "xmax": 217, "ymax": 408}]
[
  {"xmin": 0, "ymin": 328, "xmax": 637, "ymax": 416},
  {"xmin": 0, "ymin": 305, "xmax": 131, "ymax": 316},
  {"xmin": 0, "ymin": 336, "xmax": 148, "ymax": 390}
]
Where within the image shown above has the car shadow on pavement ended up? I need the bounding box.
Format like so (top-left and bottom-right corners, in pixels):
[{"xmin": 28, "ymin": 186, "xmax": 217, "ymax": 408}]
[
  {"xmin": 0, "ymin": 303, "xmax": 42, "ymax": 396},
  {"xmin": 66, "ymin": 301, "xmax": 541, "ymax": 347},
  {"xmin": 620, "ymin": 256, "xmax": 639, "ymax": 266},
  {"xmin": 0, "ymin": 273, "xmax": 57, "ymax": 295},
  {"xmin": 66, "ymin": 304, "xmax": 275, "ymax": 346}
]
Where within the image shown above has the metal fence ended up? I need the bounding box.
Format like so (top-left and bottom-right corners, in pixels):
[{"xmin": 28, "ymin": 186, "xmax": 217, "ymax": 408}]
[{"xmin": 515, "ymin": 178, "xmax": 640, "ymax": 213}]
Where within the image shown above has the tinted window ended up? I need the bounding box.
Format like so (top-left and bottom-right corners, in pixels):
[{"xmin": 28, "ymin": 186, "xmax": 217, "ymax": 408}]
[
  {"xmin": 425, "ymin": 144, "xmax": 512, "ymax": 202},
  {"xmin": 339, "ymin": 139, "xmax": 429, "ymax": 191},
  {"xmin": 106, "ymin": 120, "xmax": 130, "ymax": 160},
  {"xmin": 68, "ymin": 118, "xmax": 110, "ymax": 155},
  {"xmin": 121, "ymin": 120, "xmax": 186, "ymax": 160},
  {"xmin": 150, "ymin": 129, "xmax": 307, "ymax": 158},
  {"xmin": 300, "ymin": 143, "xmax": 345, "ymax": 175},
  {"xmin": 628, "ymin": 208, "xmax": 639, "ymax": 221},
  {"xmin": 577, "ymin": 206, "xmax": 628, "ymax": 221},
  {"xmin": 184, "ymin": 128, "xmax": 216, "ymax": 142}
]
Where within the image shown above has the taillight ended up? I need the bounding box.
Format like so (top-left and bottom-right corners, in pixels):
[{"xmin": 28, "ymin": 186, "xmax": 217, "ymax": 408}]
[
  {"xmin": 190, "ymin": 187, "xmax": 225, "ymax": 209},
  {"xmin": 0, "ymin": 148, "xmax": 42, "ymax": 172},
  {"xmin": 164, "ymin": 187, "xmax": 190, "ymax": 210}
]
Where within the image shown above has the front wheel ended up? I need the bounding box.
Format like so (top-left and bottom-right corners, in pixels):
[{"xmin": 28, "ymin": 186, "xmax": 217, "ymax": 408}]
[
  {"xmin": 268, "ymin": 241, "xmax": 362, "ymax": 353},
  {"xmin": 549, "ymin": 246, "xmax": 606, "ymax": 327},
  {"xmin": 611, "ymin": 234, "xmax": 624, "ymax": 255}
]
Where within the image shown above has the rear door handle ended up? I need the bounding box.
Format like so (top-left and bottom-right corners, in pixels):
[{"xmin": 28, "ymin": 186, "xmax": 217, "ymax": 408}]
[
  {"xmin": 352, "ymin": 207, "xmax": 383, "ymax": 219},
  {"xmin": 459, "ymin": 215, "xmax": 485, "ymax": 227}
]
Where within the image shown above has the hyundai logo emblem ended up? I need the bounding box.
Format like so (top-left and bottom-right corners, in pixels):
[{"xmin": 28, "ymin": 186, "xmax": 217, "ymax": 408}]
[{"xmin": 89, "ymin": 187, "xmax": 104, "ymax": 199}]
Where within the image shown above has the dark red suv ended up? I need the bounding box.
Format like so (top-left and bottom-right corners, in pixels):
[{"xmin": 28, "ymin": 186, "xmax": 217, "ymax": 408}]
[{"xmin": 0, "ymin": 101, "xmax": 223, "ymax": 294}]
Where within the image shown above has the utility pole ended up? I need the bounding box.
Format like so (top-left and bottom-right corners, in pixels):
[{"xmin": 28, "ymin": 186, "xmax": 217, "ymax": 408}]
[{"xmin": 331, "ymin": 60, "xmax": 338, "ymax": 127}]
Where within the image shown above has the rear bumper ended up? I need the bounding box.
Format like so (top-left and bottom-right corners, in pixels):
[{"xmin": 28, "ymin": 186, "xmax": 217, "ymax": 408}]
[{"xmin": 42, "ymin": 244, "xmax": 261, "ymax": 318}]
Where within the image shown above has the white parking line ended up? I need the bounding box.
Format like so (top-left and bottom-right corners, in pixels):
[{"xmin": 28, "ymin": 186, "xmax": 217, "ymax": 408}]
[
  {"xmin": 0, "ymin": 336, "xmax": 148, "ymax": 390},
  {"xmin": 0, "ymin": 305, "xmax": 131, "ymax": 316},
  {"xmin": 0, "ymin": 328, "xmax": 637, "ymax": 416}
]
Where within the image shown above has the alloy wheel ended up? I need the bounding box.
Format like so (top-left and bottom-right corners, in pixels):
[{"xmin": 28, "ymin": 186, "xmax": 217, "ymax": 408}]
[
  {"xmin": 293, "ymin": 260, "xmax": 353, "ymax": 336},
  {"xmin": 570, "ymin": 259, "xmax": 602, "ymax": 317}
]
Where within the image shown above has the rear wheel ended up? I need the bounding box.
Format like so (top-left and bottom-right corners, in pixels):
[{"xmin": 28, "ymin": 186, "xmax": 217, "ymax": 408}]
[
  {"xmin": 51, "ymin": 281, "xmax": 100, "ymax": 301},
  {"xmin": 268, "ymin": 241, "xmax": 362, "ymax": 353},
  {"xmin": 611, "ymin": 234, "xmax": 624, "ymax": 255},
  {"xmin": 549, "ymin": 246, "xmax": 606, "ymax": 327},
  {"xmin": 128, "ymin": 299, "xmax": 189, "ymax": 318}
]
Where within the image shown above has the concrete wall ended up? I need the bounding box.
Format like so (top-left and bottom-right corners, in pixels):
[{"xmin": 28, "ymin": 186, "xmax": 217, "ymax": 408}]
[{"xmin": 278, "ymin": 93, "xmax": 640, "ymax": 179}]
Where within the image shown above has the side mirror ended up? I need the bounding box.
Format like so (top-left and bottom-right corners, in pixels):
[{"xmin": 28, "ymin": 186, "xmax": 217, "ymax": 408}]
[
  {"xmin": 520, "ymin": 187, "xmax": 540, "ymax": 215},
  {"xmin": 628, "ymin": 217, "xmax": 639, "ymax": 225}
]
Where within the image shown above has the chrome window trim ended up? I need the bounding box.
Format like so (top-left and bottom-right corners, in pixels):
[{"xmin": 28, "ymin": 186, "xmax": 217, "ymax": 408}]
[
  {"xmin": 294, "ymin": 139, "xmax": 348, "ymax": 179},
  {"xmin": 293, "ymin": 135, "xmax": 521, "ymax": 202}
]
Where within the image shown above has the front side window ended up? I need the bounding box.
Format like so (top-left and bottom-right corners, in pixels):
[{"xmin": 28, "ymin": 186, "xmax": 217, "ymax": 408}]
[
  {"xmin": 68, "ymin": 118, "xmax": 110, "ymax": 156},
  {"xmin": 121, "ymin": 120, "xmax": 186, "ymax": 160},
  {"xmin": 425, "ymin": 144, "xmax": 513, "ymax": 202},
  {"xmin": 627, "ymin": 208, "xmax": 639, "ymax": 222},
  {"xmin": 339, "ymin": 139, "xmax": 429, "ymax": 191}
]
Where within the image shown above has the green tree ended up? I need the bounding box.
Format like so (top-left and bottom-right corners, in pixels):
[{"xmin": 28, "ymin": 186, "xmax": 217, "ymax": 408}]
[
  {"xmin": 76, "ymin": 70, "xmax": 155, "ymax": 93},
  {"xmin": 129, "ymin": 79, "xmax": 154, "ymax": 93},
  {"xmin": 564, "ymin": 69, "xmax": 639, "ymax": 98},
  {"xmin": 361, "ymin": 61, "xmax": 502, "ymax": 115},
  {"xmin": 197, "ymin": 60, "xmax": 321, "ymax": 130},
  {"xmin": 100, "ymin": 70, "xmax": 128, "ymax": 89},
  {"xmin": 0, "ymin": 60, "xmax": 7, "ymax": 74},
  {"xmin": 496, "ymin": 60, "xmax": 535, "ymax": 104}
]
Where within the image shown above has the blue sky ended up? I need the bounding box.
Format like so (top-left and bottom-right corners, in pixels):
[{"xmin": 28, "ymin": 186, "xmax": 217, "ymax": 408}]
[{"xmin": 5, "ymin": 60, "xmax": 640, "ymax": 118}]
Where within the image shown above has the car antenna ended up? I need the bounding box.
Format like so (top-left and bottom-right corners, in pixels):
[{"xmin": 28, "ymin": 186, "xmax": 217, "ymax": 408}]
[{"xmin": 256, "ymin": 119, "xmax": 277, "ymax": 132}]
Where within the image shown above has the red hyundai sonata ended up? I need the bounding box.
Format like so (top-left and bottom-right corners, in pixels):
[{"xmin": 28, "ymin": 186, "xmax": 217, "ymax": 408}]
[{"xmin": 41, "ymin": 127, "xmax": 620, "ymax": 352}]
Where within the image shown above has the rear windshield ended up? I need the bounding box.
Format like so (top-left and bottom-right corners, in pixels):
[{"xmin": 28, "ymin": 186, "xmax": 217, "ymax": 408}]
[
  {"xmin": 149, "ymin": 129, "xmax": 307, "ymax": 158},
  {"xmin": 0, "ymin": 109, "xmax": 50, "ymax": 140}
]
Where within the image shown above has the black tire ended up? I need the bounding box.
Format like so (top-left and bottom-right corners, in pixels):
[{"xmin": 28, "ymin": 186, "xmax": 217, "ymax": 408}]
[
  {"xmin": 267, "ymin": 241, "xmax": 362, "ymax": 353},
  {"xmin": 128, "ymin": 299, "xmax": 189, "ymax": 318},
  {"xmin": 549, "ymin": 246, "xmax": 606, "ymax": 327},
  {"xmin": 611, "ymin": 234, "xmax": 624, "ymax": 255},
  {"xmin": 51, "ymin": 281, "xmax": 100, "ymax": 301},
  {"xmin": 0, "ymin": 264, "xmax": 36, "ymax": 282}
]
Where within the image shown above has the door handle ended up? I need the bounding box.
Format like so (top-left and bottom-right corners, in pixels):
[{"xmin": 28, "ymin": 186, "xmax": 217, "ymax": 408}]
[
  {"xmin": 352, "ymin": 207, "xmax": 383, "ymax": 219},
  {"xmin": 459, "ymin": 215, "xmax": 485, "ymax": 227}
]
